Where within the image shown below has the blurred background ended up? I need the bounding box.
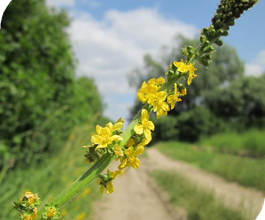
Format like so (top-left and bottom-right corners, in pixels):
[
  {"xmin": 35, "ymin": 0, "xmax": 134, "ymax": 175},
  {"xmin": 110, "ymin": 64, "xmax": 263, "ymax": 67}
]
[{"xmin": 0, "ymin": 0, "xmax": 265, "ymax": 220}]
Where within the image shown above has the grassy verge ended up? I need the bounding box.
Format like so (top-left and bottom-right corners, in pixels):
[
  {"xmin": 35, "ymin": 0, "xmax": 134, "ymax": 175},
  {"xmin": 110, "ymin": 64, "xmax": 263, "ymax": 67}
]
[
  {"xmin": 199, "ymin": 129, "xmax": 265, "ymax": 157},
  {"xmin": 155, "ymin": 141, "xmax": 265, "ymax": 192},
  {"xmin": 0, "ymin": 124, "xmax": 100, "ymax": 220},
  {"xmin": 152, "ymin": 170, "xmax": 247, "ymax": 220}
]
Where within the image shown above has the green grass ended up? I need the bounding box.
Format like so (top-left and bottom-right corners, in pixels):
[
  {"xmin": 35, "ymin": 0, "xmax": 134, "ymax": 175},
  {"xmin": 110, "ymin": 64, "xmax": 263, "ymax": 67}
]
[
  {"xmin": 155, "ymin": 141, "xmax": 265, "ymax": 192},
  {"xmin": 0, "ymin": 124, "xmax": 100, "ymax": 220},
  {"xmin": 199, "ymin": 129, "xmax": 265, "ymax": 157},
  {"xmin": 152, "ymin": 170, "xmax": 247, "ymax": 220}
]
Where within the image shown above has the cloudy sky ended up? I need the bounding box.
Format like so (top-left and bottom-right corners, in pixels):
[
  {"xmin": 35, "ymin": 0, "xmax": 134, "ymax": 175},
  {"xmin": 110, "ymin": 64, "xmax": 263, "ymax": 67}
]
[{"xmin": 45, "ymin": 0, "xmax": 265, "ymax": 122}]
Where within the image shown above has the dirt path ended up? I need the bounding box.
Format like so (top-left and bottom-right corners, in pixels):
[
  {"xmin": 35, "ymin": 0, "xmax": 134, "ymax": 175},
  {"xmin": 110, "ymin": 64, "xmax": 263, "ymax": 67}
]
[
  {"xmin": 91, "ymin": 159, "xmax": 185, "ymax": 220},
  {"xmin": 148, "ymin": 148, "xmax": 265, "ymax": 219},
  {"xmin": 92, "ymin": 148, "xmax": 264, "ymax": 220}
]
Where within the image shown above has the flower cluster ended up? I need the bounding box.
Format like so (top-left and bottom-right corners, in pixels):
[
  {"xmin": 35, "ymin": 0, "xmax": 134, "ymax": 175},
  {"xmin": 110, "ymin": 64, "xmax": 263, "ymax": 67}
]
[
  {"xmin": 13, "ymin": 191, "xmax": 40, "ymax": 220},
  {"xmin": 14, "ymin": 192, "xmax": 61, "ymax": 220},
  {"xmin": 173, "ymin": 60, "xmax": 197, "ymax": 85},
  {"xmin": 137, "ymin": 63, "xmax": 192, "ymax": 118}
]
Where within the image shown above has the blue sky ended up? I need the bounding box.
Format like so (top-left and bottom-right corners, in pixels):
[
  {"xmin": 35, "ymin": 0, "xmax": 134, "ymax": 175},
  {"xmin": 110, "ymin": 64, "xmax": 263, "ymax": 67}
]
[{"xmin": 45, "ymin": 0, "xmax": 265, "ymax": 123}]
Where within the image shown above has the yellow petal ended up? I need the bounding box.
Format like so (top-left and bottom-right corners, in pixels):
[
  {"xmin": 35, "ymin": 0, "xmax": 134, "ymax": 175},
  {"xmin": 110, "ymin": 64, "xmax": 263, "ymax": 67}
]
[
  {"xmin": 144, "ymin": 129, "xmax": 152, "ymax": 142},
  {"xmin": 100, "ymin": 127, "xmax": 111, "ymax": 136},
  {"xmin": 135, "ymin": 146, "xmax": 144, "ymax": 156},
  {"xmin": 131, "ymin": 157, "xmax": 140, "ymax": 169},
  {"xmin": 112, "ymin": 122, "xmax": 123, "ymax": 132},
  {"xmin": 125, "ymin": 146, "xmax": 134, "ymax": 157},
  {"xmin": 141, "ymin": 109, "xmax": 149, "ymax": 122},
  {"xmin": 100, "ymin": 185, "xmax": 105, "ymax": 195},
  {"xmin": 106, "ymin": 182, "xmax": 114, "ymax": 194},
  {"xmin": 106, "ymin": 122, "xmax": 113, "ymax": 130},
  {"xmin": 118, "ymin": 158, "xmax": 128, "ymax": 170},
  {"xmin": 110, "ymin": 170, "xmax": 121, "ymax": 179},
  {"xmin": 127, "ymin": 138, "xmax": 135, "ymax": 147},
  {"xmin": 91, "ymin": 135, "xmax": 104, "ymax": 145},
  {"xmin": 96, "ymin": 125, "xmax": 102, "ymax": 134},
  {"xmin": 148, "ymin": 121, "xmax": 155, "ymax": 131},
  {"xmin": 134, "ymin": 124, "xmax": 144, "ymax": 134},
  {"xmin": 110, "ymin": 135, "xmax": 123, "ymax": 142},
  {"xmin": 95, "ymin": 143, "xmax": 107, "ymax": 150}
]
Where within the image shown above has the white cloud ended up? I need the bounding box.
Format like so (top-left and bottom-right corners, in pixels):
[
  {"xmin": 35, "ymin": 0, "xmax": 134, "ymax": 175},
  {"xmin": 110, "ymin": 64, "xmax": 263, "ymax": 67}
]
[
  {"xmin": 245, "ymin": 50, "xmax": 265, "ymax": 76},
  {"xmin": 46, "ymin": 0, "xmax": 75, "ymax": 7},
  {"xmin": 245, "ymin": 64, "xmax": 264, "ymax": 77},
  {"xmin": 68, "ymin": 8, "xmax": 197, "ymax": 121}
]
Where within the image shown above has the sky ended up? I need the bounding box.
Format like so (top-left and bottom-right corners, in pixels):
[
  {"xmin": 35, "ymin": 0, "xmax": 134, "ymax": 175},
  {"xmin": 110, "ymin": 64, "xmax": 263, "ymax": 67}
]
[{"xmin": 45, "ymin": 0, "xmax": 265, "ymax": 123}]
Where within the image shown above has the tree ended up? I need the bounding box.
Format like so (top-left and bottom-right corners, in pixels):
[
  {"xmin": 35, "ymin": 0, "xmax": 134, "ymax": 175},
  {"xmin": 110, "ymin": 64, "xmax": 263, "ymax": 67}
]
[
  {"xmin": 204, "ymin": 74, "xmax": 265, "ymax": 130},
  {"xmin": 0, "ymin": 0, "xmax": 104, "ymax": 167}
]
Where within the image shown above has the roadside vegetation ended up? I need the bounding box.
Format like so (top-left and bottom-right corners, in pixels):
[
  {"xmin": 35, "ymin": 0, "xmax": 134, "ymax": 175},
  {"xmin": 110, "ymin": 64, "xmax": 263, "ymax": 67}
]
[
  {"xmin": 155, "ymin": 141, "xmax": 265, "ymax": 192},
  {"xmin": 153, "ymin": 170, "xmax": 247, "ymax": 220},
  {"xmin": 0, "ymin": 125, "xmax": 100, "ymax": 220},
  {"xmin": 199, "ymin": 129, "xmax": 265, "ymax": 157}
]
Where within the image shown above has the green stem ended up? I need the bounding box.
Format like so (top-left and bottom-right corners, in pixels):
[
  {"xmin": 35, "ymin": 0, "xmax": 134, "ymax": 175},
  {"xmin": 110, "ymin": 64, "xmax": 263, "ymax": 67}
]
[{"xmin": 37, "ymin": 153, "xmax": 113, "ymax": 218}]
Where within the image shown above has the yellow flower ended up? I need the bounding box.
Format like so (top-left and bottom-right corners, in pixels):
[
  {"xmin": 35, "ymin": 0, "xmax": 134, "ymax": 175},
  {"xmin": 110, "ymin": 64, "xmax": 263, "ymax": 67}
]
[
  {"xmin": 91, "ymin": 125, "xmax": 123, "ymax": 150},
  {"xmin": 47, "ymin": 207, "xmax": 56, "ymax": 218},
  {"xmin": 114, "ymin": 145, "xmax": 124, "ymax": 157},
  {"xmin": 137, "ymin": 77, "xmax": 166, "ymax": 104},
  {"xmin": 118, "ymin": 146, "xmax": 144, "ymax": 170},
  {"xmin": 21, "ymin": 191, "xmax": 39, "ymax": 206},
  {"xmin": 149, "ymin": 91, "xmax": 170, "ymax": 118},
  {"xmin": 167, "ymin": 83, "xmax": 182, "ymax": 110},
  {"xmin": 173, "ymin": 60, "xmax": 189, "ymax": 72},
  {"xmin": 147, "ymin": 77, "xmax": 165, "ymax": 87},
  {"xmin": 97, "ymin": 170, "xmax": 120, "ymax": 194},
  {"xmin": 187, "ymin": 64, "xmax": 197, "ymax": 85},
  {"xmin": 137, "ymin": 82, "xmax": 158, "ymax": 104},
  {"xmin": 134, "ymin": 109, "xmax": 154, "ymax": 142},
  {"xmin": 180, "ymin": 88, "xmax": 187, "ymax": 96},
  {"xmin": 173, "ymin": 60, "xmax": 197, "ymax": 85},
  {"xmin": 98, "ymin": 181, "xmax": 112, "ymax": 195}
]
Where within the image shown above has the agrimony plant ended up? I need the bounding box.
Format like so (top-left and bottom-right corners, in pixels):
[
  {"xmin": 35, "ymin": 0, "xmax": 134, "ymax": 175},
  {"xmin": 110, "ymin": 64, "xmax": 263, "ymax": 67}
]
[{"xmin": 13, "ymin": 0, "xmax": 259, "ymax": 219}]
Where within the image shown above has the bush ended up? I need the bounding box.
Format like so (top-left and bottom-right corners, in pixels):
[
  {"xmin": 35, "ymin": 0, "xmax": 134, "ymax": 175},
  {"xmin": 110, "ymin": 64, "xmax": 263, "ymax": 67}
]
[{"xmin": 0, "ymin": 0, "xmax": 104, "ymax": 168}]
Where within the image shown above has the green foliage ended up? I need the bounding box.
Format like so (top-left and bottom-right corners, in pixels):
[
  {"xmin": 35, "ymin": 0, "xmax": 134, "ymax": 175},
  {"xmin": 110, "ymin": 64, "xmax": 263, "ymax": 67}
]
[
  {"xmin": 0, "ymin": 125, "xmax": 100, "ymax": 220},
  {"xmin": 204, "ymin": 74, "xmax": 265, "ymax": 129},
  {"xmin": 200, "ymin": 129, "xmax": 265, "ymax": 157},
  {"xmin": 153, "ymin": 170, "xmax": 246, "ymax": 220},
  {"xmin": 175, "ymin": 107, "xmax": 227, "ymax": 142},
  {"xmin": 0, "ymin": 0, "xmax": 104, "ymax": 167},
  {"xmin": 156, "ymin": 141, "xmax": 265, "ymax": 192}
]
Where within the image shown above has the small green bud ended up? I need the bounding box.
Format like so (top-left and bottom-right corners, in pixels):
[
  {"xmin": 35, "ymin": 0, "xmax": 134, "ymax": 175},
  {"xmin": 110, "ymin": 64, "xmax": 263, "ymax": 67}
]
[
  {"xmin": 203, "ymin": 45, "xmax": 214, "ymax": 53},
  {"xmin": 214, "ymin": 39, "xmax": 223, "ymax": 46},
  {"xmin": 200, "ymin": 35, "xmax": 207, "ymax": 43}
]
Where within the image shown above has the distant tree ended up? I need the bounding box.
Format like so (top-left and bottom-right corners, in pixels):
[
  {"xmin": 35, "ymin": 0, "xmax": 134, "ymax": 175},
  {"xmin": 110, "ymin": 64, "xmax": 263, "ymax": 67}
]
[{"xmin": 204, "ymin": 73, "xmax": 265, "ymax": 130}]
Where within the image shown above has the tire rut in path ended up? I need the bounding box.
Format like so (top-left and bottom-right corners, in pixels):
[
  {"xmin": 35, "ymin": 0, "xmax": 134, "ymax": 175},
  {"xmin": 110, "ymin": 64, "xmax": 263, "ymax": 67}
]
[{"xmin": 148, "ymin": 148, "xmax": 265, "ymax": 219}]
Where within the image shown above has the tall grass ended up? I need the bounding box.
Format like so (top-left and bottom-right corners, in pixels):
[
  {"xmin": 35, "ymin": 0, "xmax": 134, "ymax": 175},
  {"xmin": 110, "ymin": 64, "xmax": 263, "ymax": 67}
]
[
  {"xmin": 153, "ymin": 170, "xmax": 247, "ymax": 220},
  {"xmin": 199, "ymin": 129, "xmax": 265, "ymax": 157},
  {"xmin": 155, "ymin": 141, "xmax": 265, "ymax": 192},
  {"xmin": 0, "ymin": 124, "xmax": 100, "ymax": 220}
]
